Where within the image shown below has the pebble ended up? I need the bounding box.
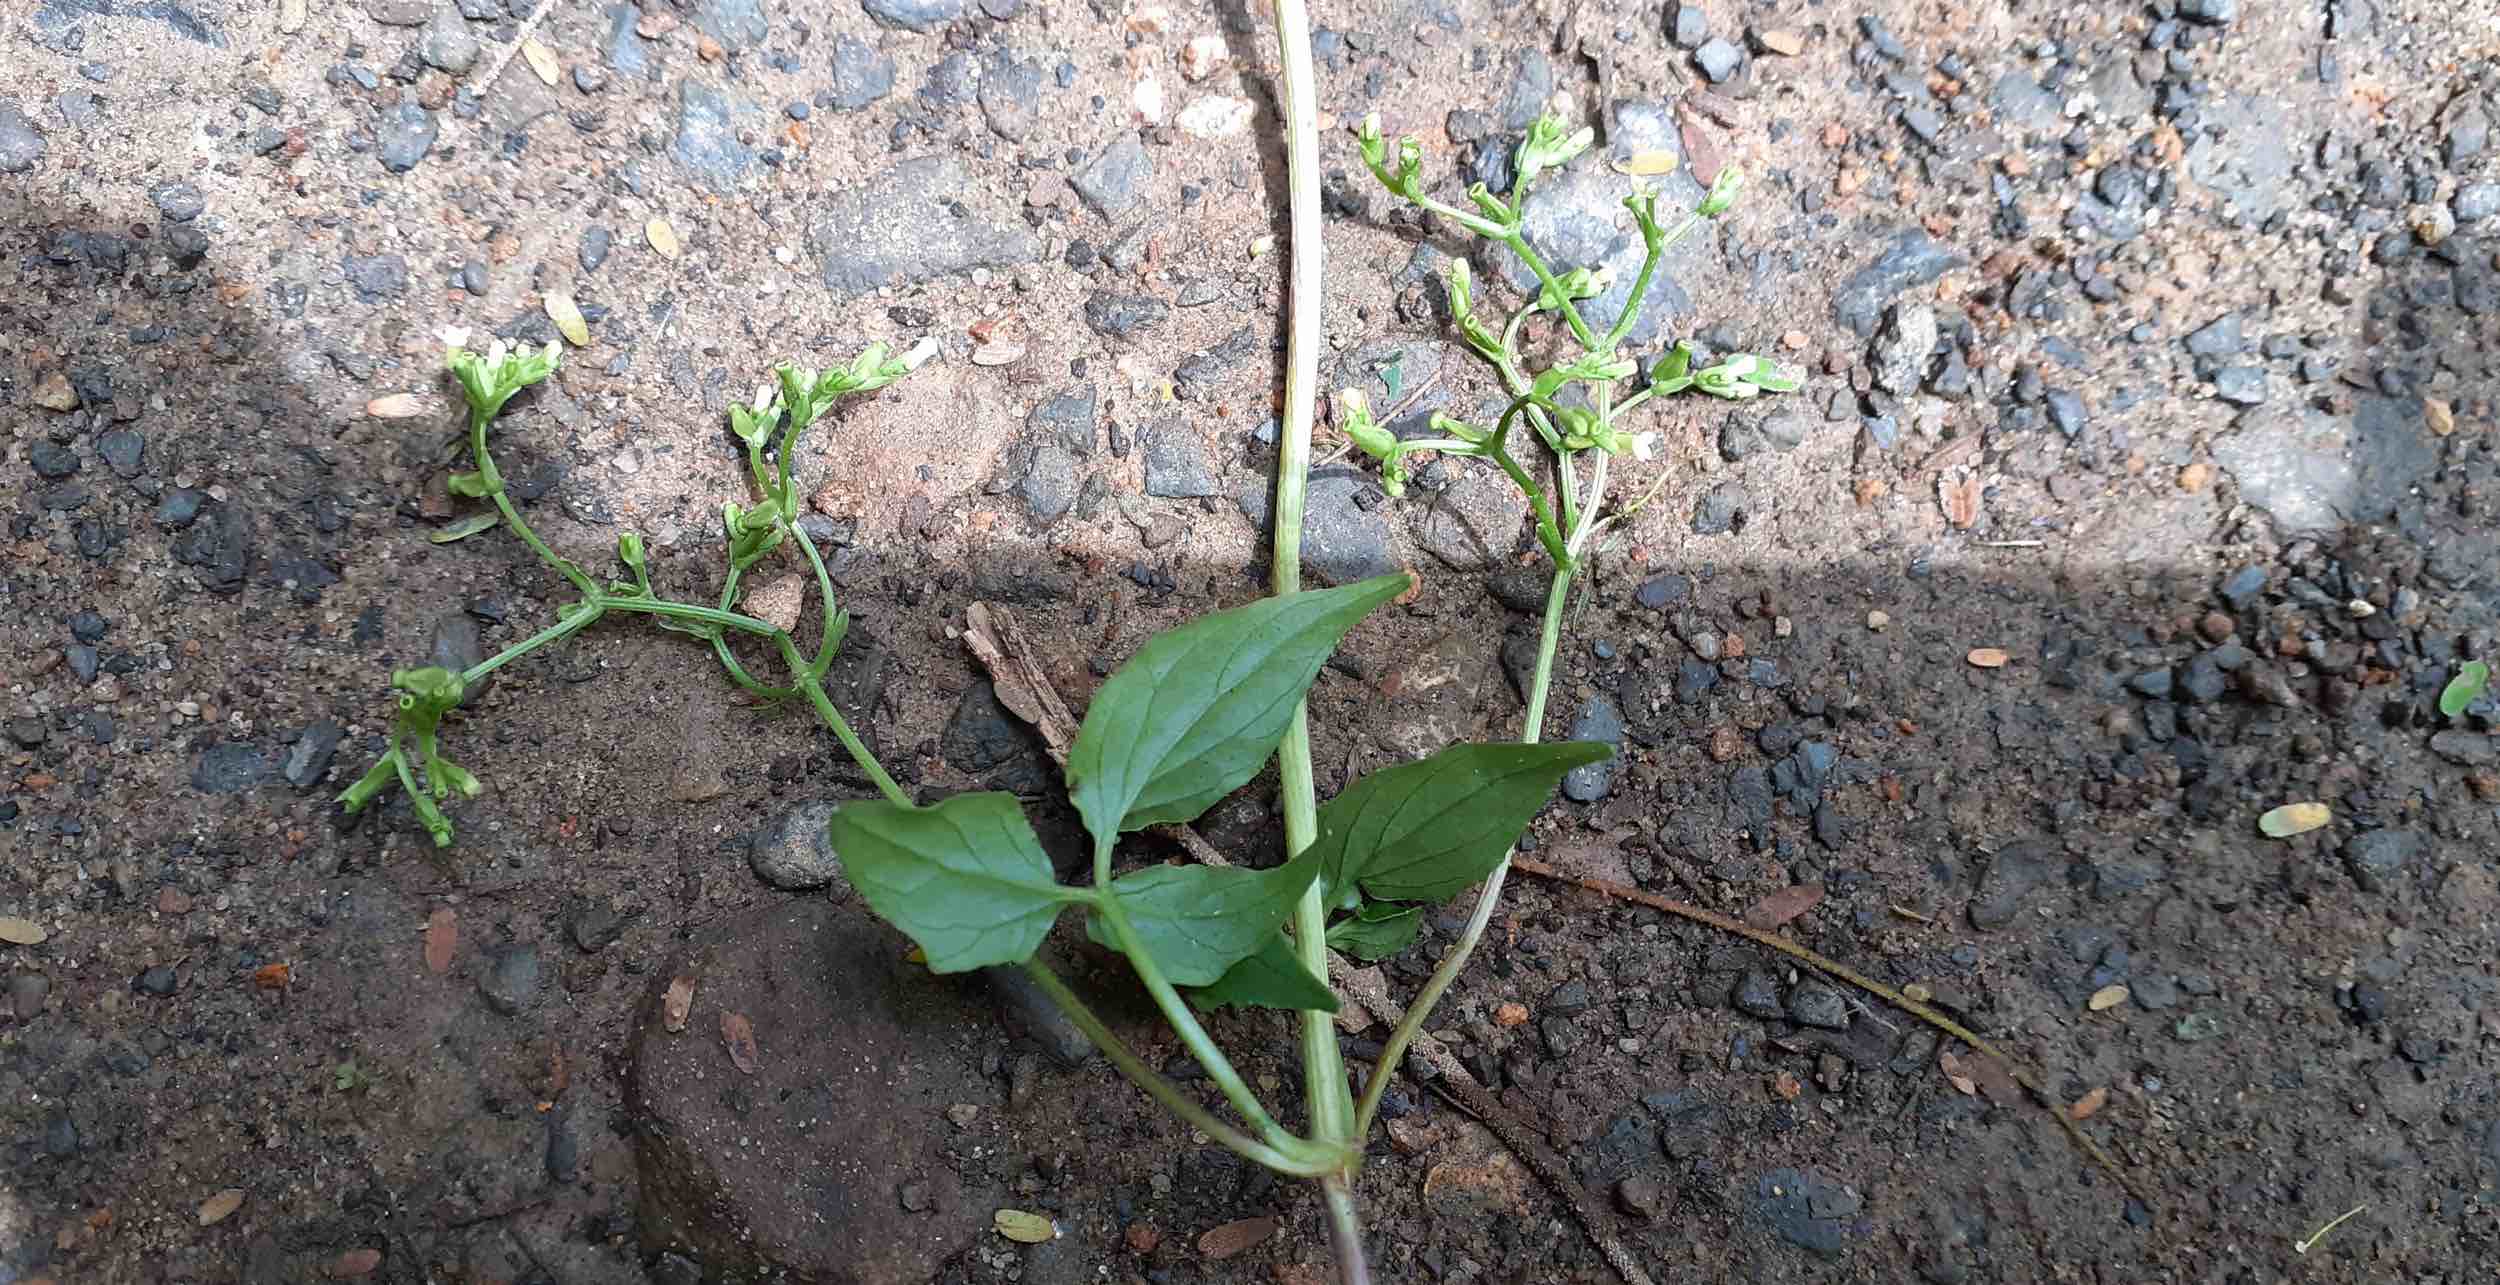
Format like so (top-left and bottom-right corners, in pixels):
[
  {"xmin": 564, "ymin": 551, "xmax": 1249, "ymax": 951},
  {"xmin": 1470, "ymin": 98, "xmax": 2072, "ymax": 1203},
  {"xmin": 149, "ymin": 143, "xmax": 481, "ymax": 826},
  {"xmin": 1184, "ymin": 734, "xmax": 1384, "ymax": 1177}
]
[
  {"xmin": 1560, "ymin": 696, "xmax": 1625, "ymax": 801},
  {"xmin": 284, "ymin": 721, "xmax": 344, "ymax": 790},
  {"xmin": 1082, "ymin": 291, "xmax": 1168, "ymax": 339},
  {"xmin": 579, "ymin": 225, "xmax": 613, "ymax": 273},
  {"xmin": 8, "ymin": 973, "xmax": 47, "ymax": 1020},
  {"xmin": 479, "ymin": 944, "xmax": 543, "ymax": 1015},
  {"xmin": 827, "ymin": 35, "xmax": 896, "ymax": 110},
  {"xmin": 811, "ymin": 156, "xmax": 1037, "ymax": 295},
  {"xmin": 862, "ymin": 0, "xmax": 965, "ymax": 32},
  {"xmin": 1670, "ymin": 2, "xmax": 1708, "ymax": 48},
  {"xmin": 377, "ymin": 102, "xmax": 439, "ymax": 172},
  {"xmin": 983, "ymin": 965, "xmax": 1097, "ymax": 1067},
  {"xmin": 2453, "ymin": 183, "xmax": 2500, "ymax": 224},
  {"xmin": 428, "ymin": 612, "xmax": 494, "ymax": 705},
  {"xmin": 2045, "ymin": 390, "xmax": 2088, "ymax": 437},
  {"xmin": 135, "ymin": 964, "xmax": 178, "ymax": 996},
  {"xmin": 1788, "ymin": 982, "xmax": 1850, "ymax": 1030},
  {"xmin": 1832, "ymin": 230, "xmax": 1963, "ymax": 336},
  {"xmin": 421, "ymin": 9, "xmax": 482, "ymax": 75},
  {"xmin": 2211, "ymin": 367, "xmax": 2266, "ymax": 405},
  {"xmin": 151, "ymin": 181, "xmax": 205, "ymax": 221},
  {"xmin": 2185, "ymin": 313, "xmax": 2244, "ymax": 357},
  {"xmin": 1141, "ymin": 425, "xmax": 1217, "ymax": 498},
  {"xmin": 1870, "ymin": 303, "xmax": 1935, "ymax": 396},
  {"xmin": 1072, "ymin": 133, "xmax": 1151, "ymax": 219},
  {"xmin": 1691, "ymin": 480, "xmax": 1749, "ymax": 535},
  {"xmin": 749, "ymin": 800, "xmax": 845, "ymax": 890},
  {"xmin": 1693, "ymin": 38, "xmax": 1743, "ymax": 84},
  {"xmin": 1732, "ymin": 969, "xmax": 1784, "ymax": 1019},
  {"xmin": 29, "ymin": 441, "xmax": 78, "ymax": 479},
  {"xmin": 672, "ymin": 81, "xmax": 762, "ymax": 193},
  {"xmin": 1753, "ymin": 1168, "xmax": 1860, "ymax": 1254},
  {"xmin": 1969, "ymin": 840, "xmax": 2059, "ymax": 929},
  {"xmin": 2178, "ymin": 0, "xmax": 2237, "ymax": 24},
  {"xmin": 0, "ymin": 99, "xmax": 44, "ymax": 173}
]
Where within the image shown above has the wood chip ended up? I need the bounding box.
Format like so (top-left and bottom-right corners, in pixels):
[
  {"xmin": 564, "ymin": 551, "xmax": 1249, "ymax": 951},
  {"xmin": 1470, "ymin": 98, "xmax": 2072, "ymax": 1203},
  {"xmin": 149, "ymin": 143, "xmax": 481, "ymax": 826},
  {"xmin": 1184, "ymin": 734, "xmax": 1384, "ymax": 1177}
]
[
  {"xmin": 1939, "ymin": 473, "xmax": 1980, "ymax": 528},
  {"xmin": 720, "ymin": 1011, "xmax": 759, "ymax": 1073},
  {"xmin": 662, "ymin": 975, "xmax": 695, "ymax": 1032},
  {"xmin": 521, "ymin": 37, "xmax": 561, "ymax": 86},
  {"xmin": 1612, "ymin": 149, "xmax": 1680, "ymax": 176},
  {"xmin": 1965, "ymin": 647, "xmax": 2010, "ymax": 669},
  {"xmin": 365, "ymin": 393, "xmax": 429, "ymax": 419},
  {"xmin": 645, "ymin": 218, "xmax": 682, "ymax": 260},
  {"xmin": 0, "ymin": 916, "xmax": 48, "ymax": 946},
  {"xmin": 423, "ymin": 908, "xmax": 457, "ymax": 975},
  {"xmin": 545, "ymin": 291, "xmax": 590, "ymax": 346},
  {"xmin": 1742, "ymin": 883, "xmax": 1824, "ymax": 929},
  {"xmin": 253, "ymin": 962, "xmax": 292, "ymax": 990},
  {"xmin": 2069, "ymin": 1086, "xmax": 2109, "ymax": 1120},
  {"xmin": 198, "ymin": 1189, "xmax": 245, "ymax": 1226},
  {"xmin": 1197, "ymin": 1215, "xmax": 1277, "ymax": 1261},
  {"xmin": 1492, "ymin": 1001, "xmax": 1529, "ymax": 1028},
  {"xmin": 2258, "ymin": 801, "xmax": 2331, "ymax": 838},
  {"xmin": 2087, "ymin": 984, "xmax": 2130, "ymax": 1012},
  {"xmin": 994, "ymin": 1209, "xmax": 1056, "ymax": 1243}
]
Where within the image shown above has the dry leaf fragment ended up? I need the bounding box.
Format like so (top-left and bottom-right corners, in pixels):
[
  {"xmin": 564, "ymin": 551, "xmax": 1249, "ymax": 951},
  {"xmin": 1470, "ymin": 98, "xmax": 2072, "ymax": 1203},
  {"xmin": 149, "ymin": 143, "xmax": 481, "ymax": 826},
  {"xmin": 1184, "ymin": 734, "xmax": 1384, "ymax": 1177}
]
[
  {"xmin": 1965, "ymin": 647, "xmax": 2010, "ymax": 668},
  {"xmin": 365, "ymin": 393, "xmax": 429, "ymax": 419},
  {"xmin": 1757, "ymin": 28, "xmax": 1804, "ymax": 55},
  {"xmin": 2069, "ymin": 1086, "xmax": 2109, "ymax": 1120},
  {"xmin": 720, "ymin": 1012, "xmax": 759, "ymax": 1074},
  {"xmin": 423, "ymin": 908, "xmax": 457, "ymax": 975},
  {"xmin": 1937, "ymin": 1050, "xmax": 1977, "ymax": 1096},
  {"xmin": 1939, "ymin": 473, "xmax": 1980, "ymax": 528},
  {"xmin": 327, "ymin": 1248, "xmax": 382, "ymax": 1278},
  {"xmin": 0, "ymin": 916, "xmax": 48, "ymax": 946},
  {"xmin": 545, "ymin": 291, "xmax": 590, "ymax": 347},
  {"xmin": 646, "ymin": 218, "xmax": 682, "ymax": 260},
  {"xmin": 1492, "ymin": 1001, "xmax": 1529, "ymax": 1028},
  {"xmin": 662, "ymin": 975, "xmax": 695, "ymax": 1032},
  {"xmin": 521, "ymin": 38, "xmax": 561, "ymax": 86},
  {"xmin": 994, "ymin": 1209, "xmax": 1056, "ymax": 1243},
  {"xmin": 2087, "ymin": 984, "xmax": 2130, "ymax": 1012},
  {"xmin": 2258, "ymin": 802, "xmax": 2331, "ymax": 838},
  {"xmin": 253, "ymin": 962, "xmax": 292, "ymax": 990},
  {"xmin": 198, "ymin": 1188, "xmax": 245, "ymax": 1226},
  {"xmin": 1771, "ymin": 1070, "xmax": 1803, "ymax": 1100},
  {"xmin": 1742, "ymin": 883, "xmax": 1825, "ymax": 929},
  {"xmin": 1198, "ymin": 1215, "xmax": 1278, "ymax": 1260}
]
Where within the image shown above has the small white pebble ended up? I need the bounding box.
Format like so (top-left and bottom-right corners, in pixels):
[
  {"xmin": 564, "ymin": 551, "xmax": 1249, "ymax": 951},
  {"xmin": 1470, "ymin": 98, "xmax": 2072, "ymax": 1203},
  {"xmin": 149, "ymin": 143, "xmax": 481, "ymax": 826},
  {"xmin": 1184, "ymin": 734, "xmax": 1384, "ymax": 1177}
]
[{"xmin": 1866, "ymin": 610, "xmax": 1890, "ymax": 632}]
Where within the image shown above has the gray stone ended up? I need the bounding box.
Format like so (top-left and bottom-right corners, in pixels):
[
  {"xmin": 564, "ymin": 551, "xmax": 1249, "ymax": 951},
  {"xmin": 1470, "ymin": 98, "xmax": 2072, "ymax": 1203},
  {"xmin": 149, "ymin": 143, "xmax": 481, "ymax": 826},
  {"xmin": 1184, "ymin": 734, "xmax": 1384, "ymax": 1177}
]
[
  {"xmin": 283, "ymin": 721, "xmax": 344, "ymax": 790},
  {"xmin": 191, "ymin": 743, "xmax": 271, "ymax": 793},
  {"xmin": 1497, "ymin": 49, "xmax": 1553, "ymax": 129},
  {"xmin": 376, "ymin": 102, "xmax": 438, "ymax": 173},
  {"xmin": 982, "ymin": 962, "xmax": 1097, "ymax": 1067},
  {"xmin": 171, "ymin": 499, "xmax": 253, "ymax": 590},
  {"xmin": 809, "ymin": 156, "xmax": 1039, "ymax": 296},
  {"xmin": 2210, "ymin": 407, "xmax": 2355, "ymax": 537},
  {"xmin": 579, "ymin": 225, "xmax": 613, "ymax": 273},
  {"xmin": 479, "ymin": 944, "xmax": 543, "ymax": 1014},
  {"xmin": 1832, "ymin": 230, "xmax": 1963, "ymax": 336},
  {"xmin": 2185, "ymin": 313, "xmax": 2244, "ymax": 357},
  {"xmin": 1788, "ymin": 982, "xmax": 1850, "ymax": 1030},
  {"xmin": 691, "ymin": 0, "xmax": 768, "ymax": 51},
  {"xmin": 8, "ymin": 973, "xmax": 47, "ymax": 1020},
  {"xmin": 1691, "ymin": 480, "xmax": 1748, "ymax": 535},
  {"xmin": 1487, "ymin": 119, "xmax": 1711, "ymax": 345},
  {"xmin": 1082, "ymin": 291, "xmax": 1167, "ymax": 339},
  {"xmin": 2045, "ymin": 389, "xmax": 2089, "ymax": 437},
  {"xmin": 2212, "ymin": 367, "xmax": 2266, "ymax": 405},
  {"xmin": 421, "ymin": 8, "xmax": 481, "ymax": 74},
  {"xmin": 1414, "ymin": 464, "xmax": 1527, "ymax": 571},
  {"xmin": 2430, "ymin": 730, "xmax": 2496, "ymax": 766},
  {"xmin": 345, "ymin": 253, "xmax": 408, "ymax": 299},
  {"xmin": 673, "ymin": 80, "xmax": 762, "ymax": 194},
  {"xmin": 2342, "ymin": 830, "xmax": 2418, "ymax": 893},
  {"xmin": 1989, "ymin": 71, "xmax": 2060, "ymax": 130},
  {"xmin": 862, "ymin": 0, "xmax": 965, "ymax": 32},
  {"xmin": 1693, "ymin": 38, "xmax": 1743, "ymax": 84},
  {"xmin": 1732, "ymin": 969, "xmax": 1784, "ymax": 1019},
  {"xmin": 151, "ymin": 182, "xmax": 204, "ymax": 221},
  {"xmin": 366, "ymin": 0, "xmax": 432, "ymax": 23},
  {"xmin": 1758, "ymin": 411, "xmax": 1812, "ymax": 451},
  {"xmin": 1142, "ymin": 425, "xmax": 1217, "ymax": 498},
  {"xmin": 1669, "ymin": 2, "xmax": 1708, "ymax": 48},
  {"xmin": 827, "ymin": 36, "xmax": 895, "ymax": 110},
  {"xmin": 1234, "ymin": 470, "xmax": 1398, "ymax": 586},
  {"xmin": 1020, "ymin": 444, "xmax": 1080, "ymax": 523},
  {"xmin": 1028, "ymin": 386, "xmax": 1096, "ymax": 454},
  {"xmin": 1970, "ymin": 839, "xmax": 2060, "ymax": 929},
  {"xmin": 2449, "ymin": 111, "xmax": 2491, "ymax": 168},
  {"xmin": 1870, "ymin": 302, "xmax": 1935, "ymax": 396},
  {"xmin": 602, "ymin": 3, "xmax": 650, "ymax": 76},
  {"xmin": 429, "ymin": 612, "xmax": 494, "ymax": 706},
  {"xmin": 1753, "ymin": 1168, "xmax": 1860, "ymax": 1255},
  {"xmin": 1560, "ymin": 696, "xmax": 1624, "ymax": 802},
  {"xmin": 1071, "ymin": 133, "xmax": 1150, "ymax": 219},
  {"xmin": 0, "ymin": 100, "xmax": 46, "ymax": 173},
  {"xmin": 2453, "ymin": 183, "xmax": 2500, "ymax": 224},
  {"xmin": 2185, "ymin": 96, "xmax": 2297, "ymax": 219},
  {"xmin": 1902, "ymin": 107, "xmax": 1943, "ymax": 145},
  {"xmin": 2178, "ymin": 0, "xmax": 2236, "ymax": 24},
  {"xmin": 750, "ymin": 800, "xmax": 846, "ymax": 891},
  {"xmin": 978, "ymin": 54, "xmax": 1044, "ymax": 141}
]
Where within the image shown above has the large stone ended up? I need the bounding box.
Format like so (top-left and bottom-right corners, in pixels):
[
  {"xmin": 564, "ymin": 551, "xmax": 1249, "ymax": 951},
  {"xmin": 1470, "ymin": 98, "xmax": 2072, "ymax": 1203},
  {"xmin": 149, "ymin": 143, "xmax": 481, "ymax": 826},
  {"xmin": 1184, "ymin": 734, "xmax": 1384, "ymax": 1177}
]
[
  {"xmin": 2209, "ymin": 407, "xmax": 2354, "ymax": 538},
  {"xmin": 1831, "ymin": 229, "xmax": 1963, "ymax": 336},
  {"xmin": 1969, "ymin": 839, "xmax": 2061, "ymax": 929},
  {"xmin": 1482, "ymin": 106, "xmax": 1712, "ymax": 345},
  {"xmin": 1234, "ymin": 468, "xmax": 1399, "ymax": 586},
  {"xmin": 809, "ymin": 156, "xmax": 1039, "ymax": 296},
  {"xmin": 672, "ymin": 80, "xmax": 763, "ymax": 194},
  {"xmin": 1414, "ymin": 464, "xmax": 1528, "ymax": 571},
  {"xmin": 631, "ymin": 901, "xmax": 1006, "ymax": 1281}
]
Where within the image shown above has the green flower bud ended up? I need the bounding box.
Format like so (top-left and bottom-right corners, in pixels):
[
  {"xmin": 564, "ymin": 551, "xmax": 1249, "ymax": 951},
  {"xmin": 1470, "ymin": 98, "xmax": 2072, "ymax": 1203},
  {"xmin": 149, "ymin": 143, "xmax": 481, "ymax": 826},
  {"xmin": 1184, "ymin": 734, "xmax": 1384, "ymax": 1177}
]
[
  {"xmin": 1698, "ymin": 166, "xmax": 1744, "ymax": 217},
  {"xmin": 617, "ymin": 531, "xmax": 647, "ymax": 573}
]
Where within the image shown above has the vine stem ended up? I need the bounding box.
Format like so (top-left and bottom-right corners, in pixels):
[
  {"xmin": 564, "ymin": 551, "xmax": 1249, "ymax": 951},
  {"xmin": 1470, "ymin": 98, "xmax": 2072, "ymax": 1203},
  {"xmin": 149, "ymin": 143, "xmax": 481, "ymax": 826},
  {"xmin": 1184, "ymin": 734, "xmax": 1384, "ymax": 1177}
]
[{"xmin": 1269, "ymin": 0, "xmax": 1371, "ymax": 1280}]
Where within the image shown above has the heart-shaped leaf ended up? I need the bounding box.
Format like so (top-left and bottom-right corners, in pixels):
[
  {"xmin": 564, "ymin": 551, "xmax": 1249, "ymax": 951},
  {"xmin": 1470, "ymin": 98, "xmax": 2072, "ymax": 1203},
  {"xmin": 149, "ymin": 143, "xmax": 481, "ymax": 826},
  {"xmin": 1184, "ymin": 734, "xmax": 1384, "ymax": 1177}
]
[
  {"xmin": 2439, "ymin": 661, "xmax": 2489, "ymax": 718},
  {"xmin": 1066, "ymin": 574, "xmax": 1408, "ymax": 840},
  {"xmin": 1088, "ymin": 854, "xmax": 1317, "ymax": 986},
  {"xmin": 1311, "ymin": 741, "xmax": 1611, "ymax": 904},
  {"xmin": 829, "ymin": 793, "xmax": 1082, "ymax": 973},
  {"xmin": 1188, "ymin": 932, "xmax": 1339, "ymax": 1013},
  {"xmin": 1324, "ymin": 900, "xmax": 1421, "ymax": 961}
]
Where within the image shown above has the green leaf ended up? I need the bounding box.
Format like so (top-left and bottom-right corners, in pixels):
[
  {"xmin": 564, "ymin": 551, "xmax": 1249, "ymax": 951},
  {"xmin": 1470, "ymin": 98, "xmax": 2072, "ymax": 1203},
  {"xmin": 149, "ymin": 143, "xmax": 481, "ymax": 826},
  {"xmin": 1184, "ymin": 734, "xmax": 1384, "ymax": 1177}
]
[
  {"xmin": 1066, "ymin": 574, "xmax": 1409, "ymax": 839},
  {"xmin": 1325, "ymin": 901, "xmax": 1421, "ymax": 961},
  {"xmin": 447, "ymin": 470, "xmax": 493, "ymax": 498},
  {"xmin": 829, "ymin": 793, "xmax": 1082, "ymax": 973},
  {"xmin": 1312, "ymin": 741, "xmax": 1612, "ymax": 904},
  {"xmin": 430, "ymin": 512, "xmax": 501, "ymax": 543},
  {"xmin": 2440, "ymin": 661, "xmax": 2490, "ymax": 718},
  {"xmin": 1188, "ymin": 933, "xmax": 1340, "ymax": 1013},
  {"xmin": 1087, "ymin": 855, "xmax": 1318, "ymax": 986}
]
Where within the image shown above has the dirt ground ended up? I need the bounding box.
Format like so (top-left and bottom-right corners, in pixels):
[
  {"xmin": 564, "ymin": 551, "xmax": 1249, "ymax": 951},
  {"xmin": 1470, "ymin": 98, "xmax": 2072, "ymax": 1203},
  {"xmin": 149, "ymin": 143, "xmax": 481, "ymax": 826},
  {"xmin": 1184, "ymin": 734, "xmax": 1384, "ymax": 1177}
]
[{"xmin": 4, "ymin": 0, "xmax": 2498, "ymax": 1281}]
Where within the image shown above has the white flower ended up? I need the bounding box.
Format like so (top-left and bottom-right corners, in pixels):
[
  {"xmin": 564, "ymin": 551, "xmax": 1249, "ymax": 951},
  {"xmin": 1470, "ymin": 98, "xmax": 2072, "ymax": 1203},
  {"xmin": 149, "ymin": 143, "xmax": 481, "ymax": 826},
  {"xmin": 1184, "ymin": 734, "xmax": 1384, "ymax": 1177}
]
[
  {"xmin": 1630, "ymin": 431, "xmax": 1660, "ymax": 462},
  {"xmin": 748, "ymin": 381, "xmax": 778, "ymax": 418},
  {"xmin": 440, "ymin": 325, "xmax": 471, "ymax": 353},
  {"xmin": 483, "ymin": 339, "xmax": 511, "ymax": 367}
]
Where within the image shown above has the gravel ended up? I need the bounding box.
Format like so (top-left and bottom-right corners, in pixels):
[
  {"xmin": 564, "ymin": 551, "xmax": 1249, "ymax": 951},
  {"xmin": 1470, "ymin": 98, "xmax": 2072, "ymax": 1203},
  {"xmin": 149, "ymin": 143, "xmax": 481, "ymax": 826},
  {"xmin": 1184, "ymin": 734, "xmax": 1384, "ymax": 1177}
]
[
  {"xmin": 827, "ymin": 35, "xmax": 896, "ymax": 110},
  {"xmin": 862, "ymin": 0, "xmax": 965, "ymax": 33},
  {"xmin": 1694, "ymin": 38, "xmax": 1744, "ymax": 84},
  {"xmin": 0, "ymin": 99, "xmax": 44, "ymax": 173},
  {"xmin": 809, "ymin": 156, "xmax": 1039, "ymax": 295},
  {"xmin": 1082, "ymin": 292, "xmax": 1168, "ymax": 339},
  {"xmin": 479, "ymin": 944, "xmax": 543, "ymax": 1015},
  {"xmin": 376, "ymin": 102, "xmax": 438, "ymax": 173},
  {"xmin": 1071, "ymin": 133, "xmax": 1151, "ymax": 220},
  {"xmin": 1141, "ymin": 425, "xmax": 1217, "ymax": 498},
  {"xmin": 1691, "ymin": 480, "xmax": 1749, "ymax": 535},
  {"xmin": 1560, "ymin": 696, "xmax": 1625, "ymax": 801},
  {"xmin": 749, "ymin": 800, "xmax": 846, "ymax": 890},
  {"xmin": 1831, "ymin": 229, "xmax": 1962, "ymax": 336},
  {"xmin": 672, "ymin": 81, "xmax": 763, "ymax": 193},
  {"xmin": 421, "ymin": 8, "xmax": 481, "ymax": 74}
]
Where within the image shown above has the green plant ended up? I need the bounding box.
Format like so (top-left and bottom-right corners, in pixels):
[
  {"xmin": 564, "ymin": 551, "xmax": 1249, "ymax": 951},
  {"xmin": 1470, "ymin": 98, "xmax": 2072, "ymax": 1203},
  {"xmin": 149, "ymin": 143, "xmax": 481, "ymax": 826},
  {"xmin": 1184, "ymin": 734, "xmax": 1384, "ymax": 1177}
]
[{"xmin": 338, "ymin": 329, "xmax": 930, "ymax": 845}]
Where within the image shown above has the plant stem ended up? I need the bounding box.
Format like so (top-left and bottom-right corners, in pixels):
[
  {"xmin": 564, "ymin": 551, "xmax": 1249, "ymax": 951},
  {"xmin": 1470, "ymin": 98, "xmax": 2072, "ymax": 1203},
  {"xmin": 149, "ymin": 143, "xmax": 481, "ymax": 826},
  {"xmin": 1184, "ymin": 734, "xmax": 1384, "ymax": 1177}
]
[
  {"xmin": 1320, "ymin": 1173, "xmax": 1372, "ymax": 1285},
  {"xmin": 1016, "ymin": 960, "xmax": 1343, "ymax": 1178},
  {"xmin": 1266, "ymin": 0, "xmax": 1358, "ymax": 1175}
]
